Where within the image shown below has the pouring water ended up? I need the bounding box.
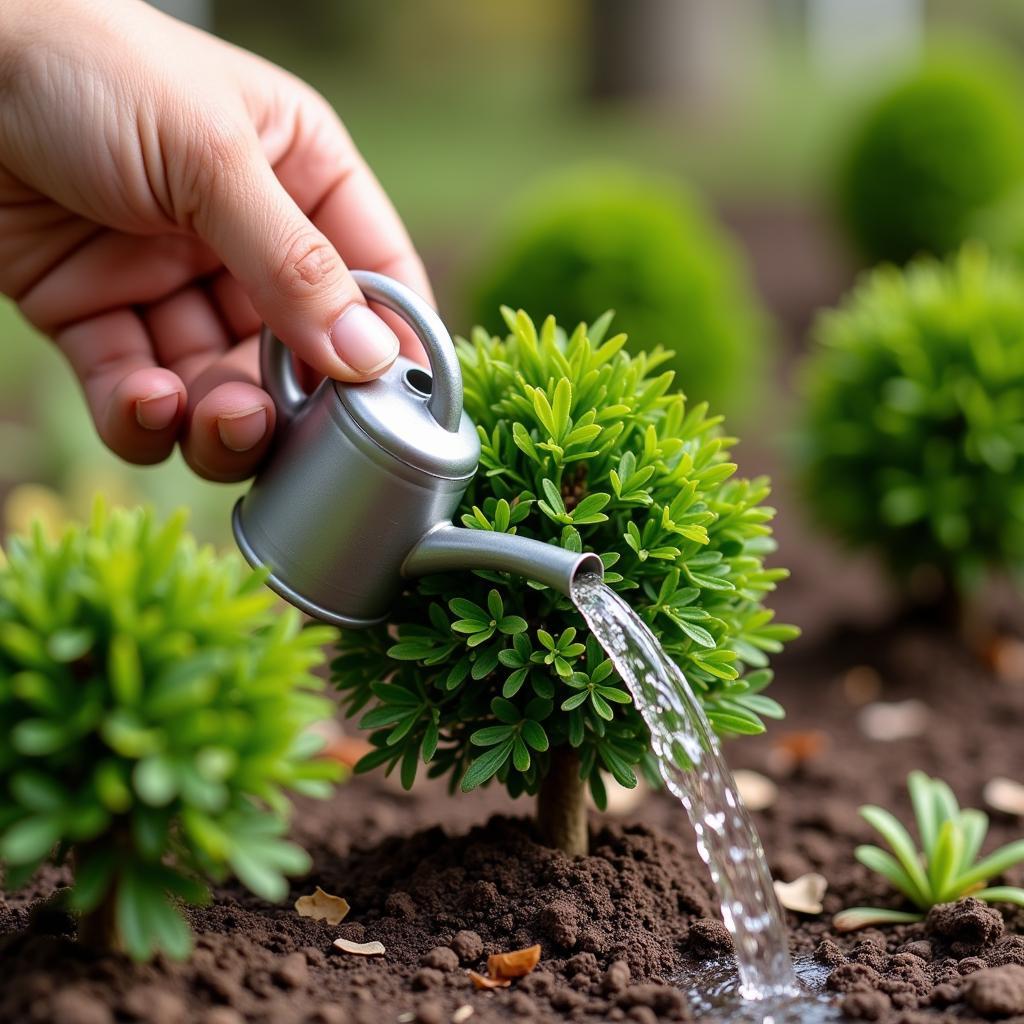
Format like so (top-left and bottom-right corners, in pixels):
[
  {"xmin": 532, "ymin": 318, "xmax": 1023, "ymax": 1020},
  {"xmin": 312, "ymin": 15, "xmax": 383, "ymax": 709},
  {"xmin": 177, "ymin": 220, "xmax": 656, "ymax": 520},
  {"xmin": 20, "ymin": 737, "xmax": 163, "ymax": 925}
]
[{"xmin": 571, "ymin": 573, "xmax": 838, "ymax": 1020}]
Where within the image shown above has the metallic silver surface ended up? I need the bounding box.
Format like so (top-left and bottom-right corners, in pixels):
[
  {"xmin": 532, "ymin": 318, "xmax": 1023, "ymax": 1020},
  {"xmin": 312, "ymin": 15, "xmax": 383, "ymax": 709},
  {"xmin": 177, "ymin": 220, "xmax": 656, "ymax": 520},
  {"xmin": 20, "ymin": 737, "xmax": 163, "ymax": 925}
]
[
  {"xmin": 234, "ymin": 272, "xmax": 604, "ymax": 627},
  {"xmin": 404, "ymin": 524, "xmax": 604, "ymax": 596}
]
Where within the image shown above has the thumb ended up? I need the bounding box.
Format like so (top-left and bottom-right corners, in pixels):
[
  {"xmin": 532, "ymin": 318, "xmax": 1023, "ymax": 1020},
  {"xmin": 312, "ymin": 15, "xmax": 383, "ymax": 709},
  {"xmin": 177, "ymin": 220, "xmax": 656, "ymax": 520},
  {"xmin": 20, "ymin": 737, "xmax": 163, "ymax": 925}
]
[{"xmin": 190, "ymin": 134, "xmax": 399, "ymax": 382}]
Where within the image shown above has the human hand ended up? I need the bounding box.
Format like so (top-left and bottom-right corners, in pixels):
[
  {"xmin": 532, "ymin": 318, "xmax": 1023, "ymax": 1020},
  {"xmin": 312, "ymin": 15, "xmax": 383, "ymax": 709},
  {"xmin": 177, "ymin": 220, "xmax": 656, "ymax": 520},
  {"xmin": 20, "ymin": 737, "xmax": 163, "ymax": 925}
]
[{"xmin": 0, "ymin": 0, "xmax": 431, "ymax": 481}]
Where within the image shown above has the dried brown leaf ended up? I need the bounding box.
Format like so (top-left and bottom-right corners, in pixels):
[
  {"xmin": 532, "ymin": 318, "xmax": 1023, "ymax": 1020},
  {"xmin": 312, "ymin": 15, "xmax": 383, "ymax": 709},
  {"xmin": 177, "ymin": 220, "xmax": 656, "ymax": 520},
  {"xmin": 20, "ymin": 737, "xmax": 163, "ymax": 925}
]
[
  {"xmin": 487, "ymin": 944, "xmax": 541, "ymax": 980},
  {"xmin": 733, "ymin": 769, "xmax": 778, "ymax": 812},
  {"xmin": 468, "ymin": 970, "xmax": 510, "ymax": 990},
  {"xmin": 333, "ymin": 938, "xmax": 385, "ymax": 957},
  {"xmin": 984, "ymin": 776, "xmax": 1024, "ymax": 817},
  {"xmin": 295, "ymin": 886, "xmax": 350, "ymax": 926},
  {"xmin": 773, "ymin": 873, "xmax": 827, "ymax": 915},
  {"xmin": 773, "ymin": 730, "xmax": 827, "ymax": 765},
  {"xmin": 841, "ymin": 665, "xmax": 882, "ymax": 706}
]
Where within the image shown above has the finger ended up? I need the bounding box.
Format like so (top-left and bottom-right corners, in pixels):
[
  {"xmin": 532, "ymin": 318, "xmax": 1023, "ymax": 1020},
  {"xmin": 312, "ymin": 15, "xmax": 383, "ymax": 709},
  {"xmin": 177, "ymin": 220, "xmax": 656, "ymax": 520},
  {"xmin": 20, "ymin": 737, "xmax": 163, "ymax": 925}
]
[
  {"xmin": 268, "ymin": 98, "xmax": 433, "ymax": 364},
  {"xmin": 207, "ymin": 270, "xmax": 262, "ymax": 342},
  {"xmin": 189, "ymin": 130, "xmax": 401, "ymax": 384},
  {"xmin": 144, "ymin": 284, "xmax": 230, "ymax": 386},
  {"xmin": 19, "ymin": 231, "xmax": 218, "ymax": 334},
  {"xmin": 179, "ymin": 337, "xmax": 276, "ymax": 482},
  {"xmin": 54, "ymin": 309, "xmax": 185, "ymax": 464}
]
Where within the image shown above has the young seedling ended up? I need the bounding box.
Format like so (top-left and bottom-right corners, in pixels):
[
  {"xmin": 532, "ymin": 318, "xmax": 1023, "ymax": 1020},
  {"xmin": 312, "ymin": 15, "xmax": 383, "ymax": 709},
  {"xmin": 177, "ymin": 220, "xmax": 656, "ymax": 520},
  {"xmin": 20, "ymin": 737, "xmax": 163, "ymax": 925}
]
[
  {"xmin": 834, "ymin": 771, "xmax": 1024, "ymax": 932},
  {"xmin": 0, "ymin": 505, "xmax": 339, "ymax": 960},
  {"xmin": 334, "ymin": 311, "xmax": 796, "ymax": 856}
]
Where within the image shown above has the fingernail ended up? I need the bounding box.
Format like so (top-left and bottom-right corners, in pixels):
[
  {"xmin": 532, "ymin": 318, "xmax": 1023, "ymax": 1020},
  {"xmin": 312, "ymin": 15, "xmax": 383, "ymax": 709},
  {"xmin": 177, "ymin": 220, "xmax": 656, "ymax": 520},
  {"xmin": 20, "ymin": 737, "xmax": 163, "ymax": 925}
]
[
  {"xmin": 135, "ymin": 390, "xmax": 180, "ymax": 431},
  {"xmin": 329, "ymin": 304, "xmax": 400, "ymax": 375},
  {"xmin": 217, "ymin": 406, "xmax": 267, "ymax": 452}
]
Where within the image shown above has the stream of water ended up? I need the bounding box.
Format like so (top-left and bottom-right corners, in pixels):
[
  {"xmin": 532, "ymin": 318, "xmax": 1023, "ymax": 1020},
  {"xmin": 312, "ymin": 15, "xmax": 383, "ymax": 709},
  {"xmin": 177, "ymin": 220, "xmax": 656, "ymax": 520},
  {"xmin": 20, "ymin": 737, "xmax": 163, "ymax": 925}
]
[{"xmin": 571, "ymin": 574, "xmax": 839, "ymax": 1020}]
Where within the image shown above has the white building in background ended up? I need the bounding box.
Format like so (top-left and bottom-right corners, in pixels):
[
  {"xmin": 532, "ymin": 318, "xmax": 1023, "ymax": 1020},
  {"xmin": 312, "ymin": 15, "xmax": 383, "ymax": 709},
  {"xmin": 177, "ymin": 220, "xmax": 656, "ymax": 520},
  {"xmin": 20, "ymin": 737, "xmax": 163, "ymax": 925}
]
[{"xmin": 807, "ymin": 0, "xmax": 923, "ymax": 80}]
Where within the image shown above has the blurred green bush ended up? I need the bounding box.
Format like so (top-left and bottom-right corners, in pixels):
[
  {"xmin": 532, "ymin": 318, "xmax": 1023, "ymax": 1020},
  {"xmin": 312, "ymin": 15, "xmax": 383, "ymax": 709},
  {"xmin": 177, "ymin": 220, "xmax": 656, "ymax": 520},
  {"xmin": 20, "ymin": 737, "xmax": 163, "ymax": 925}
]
[
  {"xmin": 799, "ymin": 245, "xmax": 1024, "ymax": 599},
  {"xmin": 836, "ymin": 48, "xmax": 1024, "ymax": 265},
  {"xmin": 0, "ymin": 505, "xmax": 338, "ymax": 960},
  {"xmin": 464, "ymin": 168, "xmax": 767, "ymax": 415}
]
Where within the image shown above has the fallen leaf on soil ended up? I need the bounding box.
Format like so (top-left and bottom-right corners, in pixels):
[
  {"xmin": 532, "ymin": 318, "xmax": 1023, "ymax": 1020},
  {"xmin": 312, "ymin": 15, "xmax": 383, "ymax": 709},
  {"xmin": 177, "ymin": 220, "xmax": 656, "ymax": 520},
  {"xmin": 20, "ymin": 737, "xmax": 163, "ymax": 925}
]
[
  {"xmin": 773, "ymin": 730, "xmax": 828, "ymax": 765},
  {"xmin": 841, "ymin": 665, "xmax": 882, "ymax": 706},
  {"xmin": 295, "ymin": 886, "xmax": 350, "ymax": 925},
  {"xmin": 773, "ymin": 873, "xmax": 827, "ymax": 915},
  {"xmin": 733, "ymin": 769, "xmax": 778, "ymax": 811},
  {"xmin": 984, "ymin": 776, "xmax": 1024, "ymax": 817},
  {"xmin": 857, "ymin": 699, "xmax": 929, "ymax": 741},
  {"xmin": 332, "ymin": 938, "xmax": 385, "ymax": 957},
  {"xmin": 467, "ymin": 970, "xmax": 510, "ymax": 990},
  {"xmin": 452, "ymin": 1006, "xmax": 474, "ymax": 1023},
  {"xmin": 487, "ymin": 944, "xmax": 542, "ymax": 980},
  {"xmin": 986, "ymin": 636, "xmax": 1024, "ymax": 685}
]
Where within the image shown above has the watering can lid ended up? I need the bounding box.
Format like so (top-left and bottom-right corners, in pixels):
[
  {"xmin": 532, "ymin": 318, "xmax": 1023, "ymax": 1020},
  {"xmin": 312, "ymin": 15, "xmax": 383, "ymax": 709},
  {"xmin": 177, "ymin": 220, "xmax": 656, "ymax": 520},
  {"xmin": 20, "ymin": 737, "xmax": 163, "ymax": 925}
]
[{"xmin": 334, "ymin": 355, "xmax": 480, "ymax": 480}]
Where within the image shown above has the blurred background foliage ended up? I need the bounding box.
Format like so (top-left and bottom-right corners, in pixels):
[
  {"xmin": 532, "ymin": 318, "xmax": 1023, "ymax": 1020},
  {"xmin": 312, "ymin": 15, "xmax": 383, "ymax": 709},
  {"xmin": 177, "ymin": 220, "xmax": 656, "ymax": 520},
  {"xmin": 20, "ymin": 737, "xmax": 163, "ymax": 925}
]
[{"xmin": 4, "ymin": 0, "xmax": 1024, "ymax": 557}]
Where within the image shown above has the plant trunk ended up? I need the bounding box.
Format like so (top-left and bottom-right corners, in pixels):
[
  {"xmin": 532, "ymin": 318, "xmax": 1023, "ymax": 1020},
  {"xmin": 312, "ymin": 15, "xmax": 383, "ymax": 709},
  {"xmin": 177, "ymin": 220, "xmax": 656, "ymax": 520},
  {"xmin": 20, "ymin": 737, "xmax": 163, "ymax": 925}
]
[
  {"xmin": 72, "ymin": 848, "xmax": 121, "ymax": 953},
  {"xmin": 76, "ymin": 894, "xmax": 120, "ymax": 952},
  {"xmin": 537, "ymin": 747, "xmax": 589, "ymax": 857}
]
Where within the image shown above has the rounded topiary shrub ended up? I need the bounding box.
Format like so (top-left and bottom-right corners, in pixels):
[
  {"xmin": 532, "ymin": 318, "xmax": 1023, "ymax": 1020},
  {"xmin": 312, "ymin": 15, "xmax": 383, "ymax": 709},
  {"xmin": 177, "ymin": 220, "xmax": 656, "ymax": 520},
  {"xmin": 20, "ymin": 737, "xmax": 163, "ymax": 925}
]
[
  {"xmin": 0, "ymin": 505, "xmax": 338, "ymax": 960},
  {"xmin": 799, "ymin": 245, "xmax": 1024, "ymax": 598},
  {"xmin": 464, "ymin": 168, "xmax": 765, "ymax": 414},
  {"xmin": 836, "ymin": 51, "xmax": 1024, "ymax": 264},
  {"xmin": 334, "ymin": 310, "xmax": 796, "ymax": 855}
]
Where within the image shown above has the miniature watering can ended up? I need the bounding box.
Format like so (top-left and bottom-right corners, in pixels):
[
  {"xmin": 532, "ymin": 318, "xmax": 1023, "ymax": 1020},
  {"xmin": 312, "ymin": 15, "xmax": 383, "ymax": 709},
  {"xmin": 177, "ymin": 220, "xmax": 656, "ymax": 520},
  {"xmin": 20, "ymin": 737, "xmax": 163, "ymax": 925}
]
[{"xmin": 233, "ymin": 271, "xmax": 603, "ymax": 628}]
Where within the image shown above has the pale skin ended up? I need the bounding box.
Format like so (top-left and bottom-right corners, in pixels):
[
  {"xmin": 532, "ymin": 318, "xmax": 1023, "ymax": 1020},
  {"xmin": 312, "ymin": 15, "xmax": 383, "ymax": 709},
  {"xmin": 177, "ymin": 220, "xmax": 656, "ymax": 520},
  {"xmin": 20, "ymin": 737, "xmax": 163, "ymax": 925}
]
[{"xmin": 0, "ymin": 0, "xmax": 431, "ymax": 482}]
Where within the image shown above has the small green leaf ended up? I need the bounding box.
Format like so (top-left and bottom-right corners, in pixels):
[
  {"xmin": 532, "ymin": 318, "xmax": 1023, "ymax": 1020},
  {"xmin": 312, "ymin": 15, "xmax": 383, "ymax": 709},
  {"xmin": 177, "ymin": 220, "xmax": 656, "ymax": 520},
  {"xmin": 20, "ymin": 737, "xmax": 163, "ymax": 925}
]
[{"xmin": 461, "ymin": 740, "xmax": 514, "ymax": 791}]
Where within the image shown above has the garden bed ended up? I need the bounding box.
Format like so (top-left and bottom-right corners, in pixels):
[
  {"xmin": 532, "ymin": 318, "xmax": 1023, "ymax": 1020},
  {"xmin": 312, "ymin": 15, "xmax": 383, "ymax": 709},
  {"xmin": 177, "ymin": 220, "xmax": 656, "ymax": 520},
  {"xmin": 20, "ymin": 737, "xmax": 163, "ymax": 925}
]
[{"xmin": 2, "ymin": 606, "xmax": 1023, "ymax": 1024}]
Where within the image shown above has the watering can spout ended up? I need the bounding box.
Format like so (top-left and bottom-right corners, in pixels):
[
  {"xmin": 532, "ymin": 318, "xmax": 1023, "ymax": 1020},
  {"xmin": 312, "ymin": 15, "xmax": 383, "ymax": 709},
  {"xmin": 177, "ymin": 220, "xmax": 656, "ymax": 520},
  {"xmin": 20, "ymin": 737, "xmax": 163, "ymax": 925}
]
[{"xmin": 403, "ymin": 524, "xmax": 603, "ymax": 598}]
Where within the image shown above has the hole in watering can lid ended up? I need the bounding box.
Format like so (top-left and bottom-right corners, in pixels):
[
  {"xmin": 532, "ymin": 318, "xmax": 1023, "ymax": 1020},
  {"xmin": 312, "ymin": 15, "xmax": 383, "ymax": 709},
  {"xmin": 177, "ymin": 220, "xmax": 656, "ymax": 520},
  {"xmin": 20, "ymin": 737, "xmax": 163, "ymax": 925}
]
[{"xmin": 404, "ymin": 367, "xmax": 433, "ymax": 396}]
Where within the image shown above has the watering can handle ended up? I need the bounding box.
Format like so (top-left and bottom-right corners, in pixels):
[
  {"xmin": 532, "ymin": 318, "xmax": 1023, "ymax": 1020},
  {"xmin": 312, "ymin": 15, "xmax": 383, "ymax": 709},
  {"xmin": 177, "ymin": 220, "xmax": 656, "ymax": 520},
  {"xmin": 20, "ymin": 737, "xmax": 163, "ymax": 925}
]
[{"xmin": 259, "ymin": 270, "xmax": 464, "ymax": 433}]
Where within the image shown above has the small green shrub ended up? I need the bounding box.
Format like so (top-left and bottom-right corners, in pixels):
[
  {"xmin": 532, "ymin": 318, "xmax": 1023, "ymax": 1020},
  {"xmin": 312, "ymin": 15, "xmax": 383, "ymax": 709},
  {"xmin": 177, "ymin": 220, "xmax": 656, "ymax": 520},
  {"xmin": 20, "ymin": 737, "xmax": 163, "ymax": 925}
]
[
  {"xmin": 465, "ymin": 168, "xmax": 765, "ymax": 414},
  {"xmin": 0, "ymin": 506, "xmax": 338, "ymax": 960},
  {"xmin": 799, "ymin": 246, "xmax": 1024, "ymax": 597},
  {"xmin": 836, "ymin": 51, "xmax": 1024, "ymax": 264},
  {"xmin": 835, "ymin": 772, "xmax": 1024, "ymax": 932},
  {"xmin": 333, "ymin": 310, "xmax": 796, "ymax": 854}
]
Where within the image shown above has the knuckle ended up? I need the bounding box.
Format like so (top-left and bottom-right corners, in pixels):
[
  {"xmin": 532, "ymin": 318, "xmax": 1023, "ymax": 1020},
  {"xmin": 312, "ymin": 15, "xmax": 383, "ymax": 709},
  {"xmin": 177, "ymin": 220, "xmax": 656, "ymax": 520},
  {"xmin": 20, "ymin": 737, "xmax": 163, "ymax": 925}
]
[{"xmin": 273, "ymin": 229, "xmax": 345, "ymax": 301}]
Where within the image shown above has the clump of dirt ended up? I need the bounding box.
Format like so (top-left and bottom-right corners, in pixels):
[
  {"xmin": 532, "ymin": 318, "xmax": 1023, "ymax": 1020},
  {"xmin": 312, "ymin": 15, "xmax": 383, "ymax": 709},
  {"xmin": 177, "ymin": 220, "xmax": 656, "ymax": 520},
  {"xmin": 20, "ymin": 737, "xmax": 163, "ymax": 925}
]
[
  {"xmin": 0, "ymin": 818, "xmax": 722, "ymax": 1023},
  {"xmin": 818, "ymin": 899, "xmax": 1024, "ymax": 1021}
]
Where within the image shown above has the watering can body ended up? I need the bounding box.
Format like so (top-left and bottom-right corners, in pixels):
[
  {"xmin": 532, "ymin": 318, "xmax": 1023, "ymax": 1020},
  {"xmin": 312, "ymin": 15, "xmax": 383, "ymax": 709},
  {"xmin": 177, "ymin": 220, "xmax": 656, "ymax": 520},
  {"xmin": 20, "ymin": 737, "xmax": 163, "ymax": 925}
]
[{"xmin": 233, "ymin": 272, "xmax": 601, "ymax": 628}]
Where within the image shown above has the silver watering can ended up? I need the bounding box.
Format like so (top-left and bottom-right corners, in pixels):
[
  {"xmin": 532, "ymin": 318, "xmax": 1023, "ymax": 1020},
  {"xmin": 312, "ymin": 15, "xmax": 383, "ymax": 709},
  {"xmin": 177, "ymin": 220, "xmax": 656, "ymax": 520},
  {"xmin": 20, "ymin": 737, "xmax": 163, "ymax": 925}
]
[{"xmin": 233, "ymin": 271, "xmax": 603, "ymax": 628}]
